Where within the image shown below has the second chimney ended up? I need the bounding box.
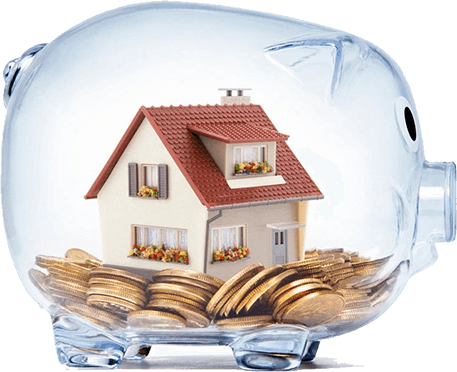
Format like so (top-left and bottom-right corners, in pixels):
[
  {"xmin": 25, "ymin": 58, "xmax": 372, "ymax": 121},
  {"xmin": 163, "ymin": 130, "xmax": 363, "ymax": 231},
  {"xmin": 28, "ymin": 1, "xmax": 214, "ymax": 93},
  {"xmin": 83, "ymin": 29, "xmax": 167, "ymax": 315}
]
[{"xmin": 219, "ymin": 88, "xmax": 251, "ymax": 105}]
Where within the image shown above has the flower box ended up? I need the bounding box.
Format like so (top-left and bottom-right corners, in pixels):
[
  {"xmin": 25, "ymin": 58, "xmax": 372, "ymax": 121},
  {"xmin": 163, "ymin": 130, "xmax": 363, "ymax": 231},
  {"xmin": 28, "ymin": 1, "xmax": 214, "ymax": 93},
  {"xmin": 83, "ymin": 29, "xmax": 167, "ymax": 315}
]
[
  {"xmin": 128, "ymin": 245, "xmax": 189, "ymax": 264},
  {"xmin": 137, "ymin": 185, "xmax": 158, "ymax": 198},
  {"xmin": 234, "ymin": 161, "xmax": 273, "ymax": 175},
  {"xmin": 213, "ymin": 246, "xmax": 250, "ymax": 262}
]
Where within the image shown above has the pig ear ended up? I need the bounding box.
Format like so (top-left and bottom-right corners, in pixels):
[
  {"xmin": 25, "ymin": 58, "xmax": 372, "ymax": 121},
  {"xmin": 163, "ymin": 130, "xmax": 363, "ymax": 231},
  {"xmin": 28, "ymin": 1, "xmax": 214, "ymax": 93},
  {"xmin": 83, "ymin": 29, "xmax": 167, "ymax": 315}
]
[
  {"xmin": 264, "ymin": 35, "xmax": 343, "ymax": 96},
  {"xmin": 264, "ymin": 33, "xmax": 369, "ymax": 99}
]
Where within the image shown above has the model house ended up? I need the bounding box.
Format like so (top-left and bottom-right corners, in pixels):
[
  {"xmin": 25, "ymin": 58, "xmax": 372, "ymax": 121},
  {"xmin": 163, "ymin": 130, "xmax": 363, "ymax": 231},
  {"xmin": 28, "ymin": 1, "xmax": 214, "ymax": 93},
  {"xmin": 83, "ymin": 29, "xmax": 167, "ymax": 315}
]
[{"xmin": 85, "ymin": 90, "xmax": 323, "ymax": 280}]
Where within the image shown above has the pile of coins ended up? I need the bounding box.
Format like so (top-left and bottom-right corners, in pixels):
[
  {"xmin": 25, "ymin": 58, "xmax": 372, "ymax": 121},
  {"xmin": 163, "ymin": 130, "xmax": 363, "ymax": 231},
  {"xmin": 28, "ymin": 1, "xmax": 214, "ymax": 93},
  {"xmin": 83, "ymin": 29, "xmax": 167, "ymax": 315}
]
[
  {"xmin": 87, "ymin": 267, "xmax": 149, "ymax": 317},
  {"xmin": 127, "ymin": 268, "xmax": 224, "ymax": 328},
  {"xmin": 201, "ymin": 249, "xmax": 399, "ymax": 328},
  {"xmin": 30, "ymin": 249, "xmax": 129, "ymax": 330},
  {"xmin": 29, "ymin": 248, "xmax": 402, "ymax": 331}
]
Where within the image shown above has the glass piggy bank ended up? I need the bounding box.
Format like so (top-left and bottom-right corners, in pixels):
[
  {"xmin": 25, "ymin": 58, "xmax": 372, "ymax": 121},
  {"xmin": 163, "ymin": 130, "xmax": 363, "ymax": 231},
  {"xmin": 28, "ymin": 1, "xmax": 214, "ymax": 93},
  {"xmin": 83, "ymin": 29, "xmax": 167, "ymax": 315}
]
[{"xmin": 2, "ymin": 2, "xmax": 455, "ymax": 370}]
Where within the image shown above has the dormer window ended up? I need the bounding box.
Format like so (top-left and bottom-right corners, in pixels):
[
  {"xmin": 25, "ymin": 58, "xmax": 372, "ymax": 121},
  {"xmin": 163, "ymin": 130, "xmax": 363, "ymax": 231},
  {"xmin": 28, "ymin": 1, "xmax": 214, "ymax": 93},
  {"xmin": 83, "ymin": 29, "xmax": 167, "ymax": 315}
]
[
  {"xmin": 186, "ymin": 120, "xmax": 289, "ymax": 186},
  {"xmin": 234, "ymin": 145, "xmax": 266, "ymax": 164}
]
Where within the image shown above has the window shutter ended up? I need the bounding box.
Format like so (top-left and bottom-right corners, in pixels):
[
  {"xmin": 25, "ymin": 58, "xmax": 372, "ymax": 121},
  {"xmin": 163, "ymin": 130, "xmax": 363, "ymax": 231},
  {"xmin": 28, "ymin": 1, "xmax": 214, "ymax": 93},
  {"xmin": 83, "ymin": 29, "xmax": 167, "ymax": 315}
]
[
  {"xmin": 128, "ymin": 163, "xmax": 138, "ymax": 197},
  {"xmin": 158, "ymin": 164, "xmax": 168, "ymax": 199}
]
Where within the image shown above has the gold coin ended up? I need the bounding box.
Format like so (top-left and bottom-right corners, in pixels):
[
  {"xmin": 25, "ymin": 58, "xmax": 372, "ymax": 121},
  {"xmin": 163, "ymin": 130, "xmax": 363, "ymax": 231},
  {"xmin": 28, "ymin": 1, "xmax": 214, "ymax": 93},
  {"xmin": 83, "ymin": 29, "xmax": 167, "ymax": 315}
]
[
  {"xmin": 304, "ymin": 249, "xmax": 319, "ymax": 258},
  {"xmin": 154, "ymin": 276, "xmax": 218, "ymax": 295},
  {"xmin": 28, "ymin": 269, "xmax": 51, "ymax": 298},
  {"xmin": 283, "ymin": 256, "xmax": 335, "ymax": 270},
  {"xmin": 352, "ymin": 256, "xmax": 391, "ymax": 275},
  {"xmin": 269, "ymin": 278, "xmax": 324, "ymax": 307},
  {"xmin": 90, "ymin": 267, "xmax": 149, "ymax": 287},
  {"xmin": 88, "ymin": 277, "xmax": 147, "ymax": 296},
  {"xmin": 319, "ymin": 248, "xmax": 345, "ymax": 255},
  {"xmin": 205, "ymin": 263, "xmax": 264, "ymax": 315},
  {"xmin": 89, "ymin": 276, "xmax": 146, "ymax": 294},
  {"xmin": 87, "ymin": 294, "xmax": 142, "ymax": 313},
  {"xmin": 64, "ymin": 302, "xmax": 127, "ymax": 329},
  {"xmin": 272, "ymin": 283, "xmax": 333, "ymax": 318},
  {"xmin": 48, "ymin": 277, "xmax": 89, "ymax": 297},
  {"xmin": 334, "ymin": 275, "xmax": 366, "ymax": 289},
  {"xmin": 235, "ymin": 269, "xmax": 298, "ymax": 314},
  {"xmin": 147, "ymin": 299, "xmax": 210, "ymax": 328},
  {"xmin": 35, "ymin": 255, "xmax": 66, "ymax": 269},
  {"xmin": 337, "ymin": 288, "xmax": 371, "ymax": 299},
  {"xmin": 216, "ymin": 282, "xmax": 248, "ymax": 316},
  {"xmin": 51, "ymin": 290, "xmax": 88, "ymax": 304},
  {"xmin": 153, "ymin": 268, "xmax": 224, "ymax": 289},
  {"xmin": 48, "ymin": 264, "xmax": 91, "ymax": 283},
  {"xmin": 87, "ymin": 285, "xmax": 147, "ymax": 306},
  {"xmin": 65, "ymin": 248, "xmax": 102, "ymax": 266},
  {"xmin": 331, "ymin": 307, "xmax": 375, "ymax": 323},
  {"xmin": 215, "ymin": 315, "xmax": 273, "ymax": 326},
  {"xmin": 211, "ymin": 281, "xmax": 246, "ymax": 318},
  {"xmin": 327, "ymin": 271, "xmax": 355, "ymax": 283},
  {"xmin": 279, "ymin": 290, "xmax": 345, "ymax": 327},
  {"xmin": 127, "ymin": 310, "xmax": 186, "ymax": 329},
  {"xmin": 223, "ymin": 265, "xmax": 283, "ymax": 317},
  {"xmin": 147, "ymin": 282, "xmax": 211, "ymax": 305},
  {"xmin": 342, "ymin": 299, "xmax": 372, "ymax": 310},
  {"xmin": 216, "ymin": 315, "xmax": 276, "ymax": 329},
  {"xmin": 147, "ymin": 293, "xmax": 205, "ymax": 311},
  {"xmin": 48, "ymin": 277, "xmax": 88, "ymax": 303},
  {"xmin": 322, "ymin": 262, "xmax": 353, "ymax": 273}
]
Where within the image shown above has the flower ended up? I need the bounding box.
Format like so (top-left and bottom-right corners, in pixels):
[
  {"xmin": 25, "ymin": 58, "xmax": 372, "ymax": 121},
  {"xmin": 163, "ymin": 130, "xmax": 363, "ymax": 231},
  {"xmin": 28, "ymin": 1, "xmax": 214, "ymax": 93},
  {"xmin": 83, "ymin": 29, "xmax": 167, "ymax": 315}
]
[
  {"xmin": 234, "ymin": 161, "xmax": 273, "ymax": 175},
  {"xmin": 137, "ymin": 185, "xmax": 159, "ymax": 198},
  {"xmin": 213, "ymin": 246, "xmax": 250, "ymax": 262},
  {"xmin": 129, "ymin": 245, "xmax": 189, "ymax": 264}
]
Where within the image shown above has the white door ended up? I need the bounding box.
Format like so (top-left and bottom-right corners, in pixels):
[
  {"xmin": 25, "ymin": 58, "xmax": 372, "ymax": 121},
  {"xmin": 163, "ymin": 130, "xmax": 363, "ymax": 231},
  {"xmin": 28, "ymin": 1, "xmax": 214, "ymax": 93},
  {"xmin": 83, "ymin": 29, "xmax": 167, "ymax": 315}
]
[{"xmin": 272, "ymin": 230, "xmax": 287, "ymax": 264}]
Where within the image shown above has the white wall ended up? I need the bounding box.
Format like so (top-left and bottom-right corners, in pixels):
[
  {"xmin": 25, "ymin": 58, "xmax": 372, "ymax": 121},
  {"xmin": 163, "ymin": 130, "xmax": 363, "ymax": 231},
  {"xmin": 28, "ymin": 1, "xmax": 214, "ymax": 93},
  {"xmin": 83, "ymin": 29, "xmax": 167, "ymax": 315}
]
[{"xmin": 97, "ymin": 117, "xmax": 209, "ymax": 272}]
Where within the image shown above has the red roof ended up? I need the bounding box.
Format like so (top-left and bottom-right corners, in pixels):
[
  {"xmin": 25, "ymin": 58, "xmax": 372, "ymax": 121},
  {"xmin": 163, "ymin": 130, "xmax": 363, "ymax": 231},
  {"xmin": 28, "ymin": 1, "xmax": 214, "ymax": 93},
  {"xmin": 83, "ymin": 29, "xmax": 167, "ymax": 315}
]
[
  {"xmin": 187, "ymin": 122, "xmax": 289, "ymax": 143},
  {"xmin": 85, "ymin": 104, "xmax": 323, "ymax": 208}
]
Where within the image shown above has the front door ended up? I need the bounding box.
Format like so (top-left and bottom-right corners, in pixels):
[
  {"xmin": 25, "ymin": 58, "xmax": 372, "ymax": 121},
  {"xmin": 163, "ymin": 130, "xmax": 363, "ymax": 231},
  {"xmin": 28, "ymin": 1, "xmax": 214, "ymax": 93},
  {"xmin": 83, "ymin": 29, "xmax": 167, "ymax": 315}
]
[{"xmin": 272, "ymin": 230, "xmax": 287, "ymax": 264}]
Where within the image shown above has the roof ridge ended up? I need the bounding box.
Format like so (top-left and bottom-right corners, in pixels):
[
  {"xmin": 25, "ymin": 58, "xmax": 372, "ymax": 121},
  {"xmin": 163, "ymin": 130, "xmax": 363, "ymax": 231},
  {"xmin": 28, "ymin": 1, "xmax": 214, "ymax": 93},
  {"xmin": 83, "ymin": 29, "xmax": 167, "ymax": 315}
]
[{"xmin": 148, "ymin": 103, "xmax": 262, "ymax": 110}]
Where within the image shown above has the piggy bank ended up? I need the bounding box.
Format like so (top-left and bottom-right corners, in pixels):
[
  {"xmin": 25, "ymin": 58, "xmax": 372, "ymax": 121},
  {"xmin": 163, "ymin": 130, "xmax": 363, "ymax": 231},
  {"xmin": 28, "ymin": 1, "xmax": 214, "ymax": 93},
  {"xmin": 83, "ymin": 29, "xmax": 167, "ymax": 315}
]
[{"xmin": 1, "ymin": 2, "xmax": 456, "ymax": 370}]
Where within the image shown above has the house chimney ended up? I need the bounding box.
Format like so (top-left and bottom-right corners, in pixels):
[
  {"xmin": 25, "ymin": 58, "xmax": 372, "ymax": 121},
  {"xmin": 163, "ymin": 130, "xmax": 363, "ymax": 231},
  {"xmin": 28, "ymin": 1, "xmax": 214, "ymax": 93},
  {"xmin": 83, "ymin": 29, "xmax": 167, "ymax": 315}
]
[{"xmin": 219, "ymin": 88, "xmax": 251, "ymax": 105}]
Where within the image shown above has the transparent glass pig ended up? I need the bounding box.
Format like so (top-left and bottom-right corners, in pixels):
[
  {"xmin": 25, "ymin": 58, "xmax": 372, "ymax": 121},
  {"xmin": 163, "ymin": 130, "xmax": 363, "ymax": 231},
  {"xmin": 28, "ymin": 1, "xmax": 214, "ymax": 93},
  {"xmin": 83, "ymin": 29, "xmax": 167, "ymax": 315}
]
[{"xmin": 2, "ymin": 3, "xmax": 455, "ymax": 370}]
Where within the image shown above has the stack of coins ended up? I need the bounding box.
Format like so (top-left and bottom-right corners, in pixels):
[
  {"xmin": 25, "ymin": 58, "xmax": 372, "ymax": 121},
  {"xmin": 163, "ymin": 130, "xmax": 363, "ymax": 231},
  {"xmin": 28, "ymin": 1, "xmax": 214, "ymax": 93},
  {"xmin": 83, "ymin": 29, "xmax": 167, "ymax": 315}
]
[
  {"xmin": 87, "ymin": 267, "xmax": 149, "ymax": 317},
  {"xmin": 32, "ymin": 251, "xmax": 129, "ymax": 329},
  {"xmin": 141, "ymin": 269, "xmax": 224, "ymax": 328},
  {"xmin": 35, "ymin": 254, "xmax": 91, "ymax": 304}
]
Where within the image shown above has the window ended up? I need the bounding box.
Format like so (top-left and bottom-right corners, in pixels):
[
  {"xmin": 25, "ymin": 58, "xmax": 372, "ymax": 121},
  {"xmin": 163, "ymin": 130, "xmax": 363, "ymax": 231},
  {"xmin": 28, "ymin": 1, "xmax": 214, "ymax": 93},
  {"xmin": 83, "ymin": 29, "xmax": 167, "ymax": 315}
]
[
  {"xmin": 234, "ymin": 146, "xmax": 266, "ymax": 164},
  {"xmin": 233, "ymin": 146, "xmax": 272, "ymax": 175},
  {"xmin": 128, "ymin": 163, "xmax": 168, "ymax": 199},
  {"xmin": 129, "ymin": 225, "xmax": 189, "ymax": 264},
  {"xmin": 212, "ymin": 225, "xmax": 250, "ymax": 262},
  {"xmin": 142, "ymin": 164, "xmax": 159, "ymax": 188}
]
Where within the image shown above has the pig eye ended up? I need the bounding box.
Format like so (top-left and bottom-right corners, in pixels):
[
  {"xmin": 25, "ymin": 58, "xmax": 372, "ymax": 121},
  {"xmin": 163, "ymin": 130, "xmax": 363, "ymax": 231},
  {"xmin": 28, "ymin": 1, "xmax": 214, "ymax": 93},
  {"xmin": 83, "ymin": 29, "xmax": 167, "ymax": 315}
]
[
  {"xmin": 404, "ymin": 107, "xmax": 417, "ymax": 141},
  {"xmin": 395, "ymin": 97, "xmax": 419, "ymax": 152}
]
